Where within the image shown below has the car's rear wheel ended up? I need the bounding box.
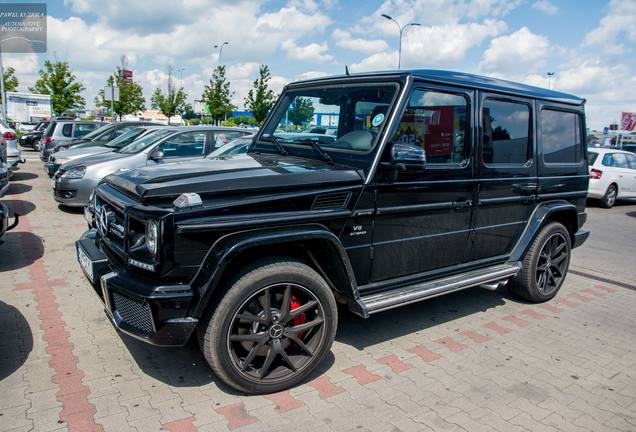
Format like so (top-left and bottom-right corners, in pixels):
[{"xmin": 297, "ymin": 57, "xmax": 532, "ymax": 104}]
[
  {"xmin": 599, "ymin": 184, "xmax": 617, "ymax": 208},
  {"xmin": 199, "ymin": 259, "xmax": 337, "ymax": 394},
  {"xmin": 509, "ymin": 222, "xmax": 571, "ymax": 302}
]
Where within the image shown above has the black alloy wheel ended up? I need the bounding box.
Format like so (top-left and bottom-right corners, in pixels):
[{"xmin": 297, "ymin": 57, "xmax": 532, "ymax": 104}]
[
  {"xmin": 535, "ymin": 232, "xmax": 568, "ymax": 296},
  {"xmin": 227, "ymin": 283, "xmax": 326, "ymax": 384}
]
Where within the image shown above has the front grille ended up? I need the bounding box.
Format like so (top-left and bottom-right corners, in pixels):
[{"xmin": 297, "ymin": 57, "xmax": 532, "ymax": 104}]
[
  {"xmin": 95, "ymin": 196, "xmax": 126, "ymax": 250},
  {"xmin": 112, "ymin": 291, "xmax": 154, "ymax": 334}
]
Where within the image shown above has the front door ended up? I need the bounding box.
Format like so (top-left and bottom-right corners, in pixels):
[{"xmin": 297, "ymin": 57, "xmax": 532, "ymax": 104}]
[
  {"xmin": 369, "ymin": 84, "xmax": 475, "ymax": 283},
  {"xmin": 467, "ymin": 93, "xmax": 537, "ymax": 262},
  {"xmin": 148, "ymin": 130, "xmax": 211, "ymax": 165}
]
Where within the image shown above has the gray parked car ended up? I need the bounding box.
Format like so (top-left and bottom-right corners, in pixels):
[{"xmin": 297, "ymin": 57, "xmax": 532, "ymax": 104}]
[
  {"xmin": 44, "ymin": 125, "xmax": 168, "ymax": 176},
  {"xmin": 38, "ymin": 120, "xmax": 105, "ymax": 161},
  {"xmin": 0, "ymin": 163, "xmax": 9, "ymax": 196},
  {"xmin": 53, "ymin": 127, "xmax": 254, "ymax": 207}
]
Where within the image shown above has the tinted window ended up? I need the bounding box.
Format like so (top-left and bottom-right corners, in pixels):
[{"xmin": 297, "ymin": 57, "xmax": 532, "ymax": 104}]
[
  {"xmin": 482, "ymin": 99, "xmax": 530, "ymax": 165},
  {"xmin": 588, "ymin": 152, "xmax": 599, "ymax": 165},
  {"xmin": 158, "ymin": 131, "xmax": 207, "ymax": 158},
  {"xmin": 61, "ymin": 124, "xmax": 73, "ymax": 137},
  {"xmin": 392, "ymin": 89, "xmax": 468, "ymax": 164},
  {"xmin": 74, "ymin": 123, "xmax": 99, "ymax": 137},
  {"xmin": 541, "ymin": 109, "xmax": 581, "ymax": 164}
]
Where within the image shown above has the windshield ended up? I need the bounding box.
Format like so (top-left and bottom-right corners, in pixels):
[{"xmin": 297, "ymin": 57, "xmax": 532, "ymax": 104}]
[
  {"xmin": 104, "ymin": 127, "xmax": 147, "ymax": 148},
  {"xmin": 118, "ymin": 129, "xmax": 174, "ymax": 154},
  {"xmin": 261, "ymin": 83, "xmax": 398, "ymax": 156}
]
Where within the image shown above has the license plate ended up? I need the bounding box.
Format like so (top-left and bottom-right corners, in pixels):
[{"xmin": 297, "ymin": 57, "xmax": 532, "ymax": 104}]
[{"xmin": 77, "ymin": 245, "xmax": 94, "ymax": 282}]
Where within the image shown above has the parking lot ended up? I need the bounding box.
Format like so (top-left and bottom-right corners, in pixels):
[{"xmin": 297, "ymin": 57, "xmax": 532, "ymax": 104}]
[{"xmin": 1, "ymin": 153, "xmax": 635, "ymax": 432}]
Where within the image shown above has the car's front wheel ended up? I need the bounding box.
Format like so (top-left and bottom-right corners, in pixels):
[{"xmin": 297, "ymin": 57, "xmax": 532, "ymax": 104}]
[{"xmin": 199, "ymin": 258, "xmax": 337, "ymax": 394}]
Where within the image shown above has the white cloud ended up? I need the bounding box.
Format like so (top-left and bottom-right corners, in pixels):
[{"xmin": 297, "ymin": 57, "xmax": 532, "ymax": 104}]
[
  {"xmin": 332, "ymin": 29, "xmax": 389, "ymax": 54},
  {"xmin": 349, "ymin": 51, "xmax": 398, "ymax": 72},
  {"xmin": 584, "ymin": 0, "xmax": 636, "ymax": 55},
  {"xmin": 532, "ymin": 0, "xmax": 559, "ymax": 15},
  {"xmin": 282, "ymin": 40, "xmax": 334, "ymax": 63},
  {"xmin": 479, "ymin": 27, "xmax": 550, "ymax": 73},
  {"xmin": 402, "ymin": 19, "xmax": 507, "ymax": 67}
]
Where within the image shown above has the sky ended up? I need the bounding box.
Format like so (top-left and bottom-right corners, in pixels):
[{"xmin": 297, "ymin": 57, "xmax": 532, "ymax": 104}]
[{"xmin": 2, "ymin": 0, "xmax": 635, "ymax": 130}]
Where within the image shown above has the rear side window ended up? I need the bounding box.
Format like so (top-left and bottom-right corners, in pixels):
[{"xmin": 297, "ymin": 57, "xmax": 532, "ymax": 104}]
[
  {"xmin": 61, "ymin": 123, "xmax": 73, "ymax": 137},
  {"xmin": 482, "ymin": 99, "xmax": 531, "ymax": 165},
  {"xmin": 74, "ymin": 123, "xmax": 99, "ymax": 137},
  {"xmin": 603, "ymin": 153, "xmax": 628, "ymax": 168},
  {"xmin": 541, "ymin": 109, "xmax": 582, "ymax": 164},
  {"xmin": 588, "ymin": 152, "xmax": 599, "ymax": 165},
  {"xmin": 625, "ymin": 153, "xmax": 636, "ymax": 169},
  {"xmin": 43, "ymin": 122, "xmax": 56, "ymax": 137}
]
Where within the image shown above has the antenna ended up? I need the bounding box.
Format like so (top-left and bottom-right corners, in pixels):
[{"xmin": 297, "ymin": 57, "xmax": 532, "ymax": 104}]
[{"xmin": 345, "ymin": 65, "xmax": 350, "ymax": 76}]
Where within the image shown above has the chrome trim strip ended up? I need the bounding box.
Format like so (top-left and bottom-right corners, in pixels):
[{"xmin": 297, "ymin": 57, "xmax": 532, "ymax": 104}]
[{"xmin": 365, "ymin": 74, "xmax": 414, "ymax": 185}]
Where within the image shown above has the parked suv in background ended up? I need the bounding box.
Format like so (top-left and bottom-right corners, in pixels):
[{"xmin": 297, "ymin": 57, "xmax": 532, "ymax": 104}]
[
  {"xmin": 77, "ymin": 70, "xmax": 590, "ymax": 394},
  {"xmin": 38, "ymin": 120, "xmax": 105, "ymax": 161},
  {"xmin": 587, "ymin": 148, "xmax": 636, "ymax": 208},
  {"xmin": 52, "ymin": 121, "xmax": 163, "ymax": 153}
]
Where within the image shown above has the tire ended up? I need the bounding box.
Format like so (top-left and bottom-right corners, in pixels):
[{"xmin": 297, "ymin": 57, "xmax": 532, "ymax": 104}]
[
  {"xmin": 599, "ymin": 184, "xmax": 617, "ymax": 208},
  {"xmin": 199, "ymin": 258, "xmax": 338, "ymax": 394},
  {"xmin": 508, "ymin": 222, "xmax": 571, "ymax": 303}
]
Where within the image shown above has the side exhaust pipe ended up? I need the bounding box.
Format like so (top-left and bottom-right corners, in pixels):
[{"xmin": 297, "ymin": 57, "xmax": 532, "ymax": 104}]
[{"xmin": 479, "ymin": 279, "xmax": 509, "ymax": 291}]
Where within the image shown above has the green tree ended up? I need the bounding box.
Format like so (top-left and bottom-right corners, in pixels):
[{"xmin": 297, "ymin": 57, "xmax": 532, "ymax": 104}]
[
  {"xmin": 29, "ymin": 60, "xmax": 85, "ymax": 115},
  {"xmin": 150, "ymin": 73, "xmax": 188, "ymax": 125},
  {"xmin": 244, "ymin": 64, "xmax": 276, "ymax": 124},
  {"xmin": 3, "ymin": 67, "xmax": 18, "ymax": 92},
  {"xmin": 202, "ymin": 66, "xmax": 235, "ymax": 124},
  {"xmin": 288, "ymin": 97, "xmax": 314, "ymax": 126},
  {"xmin": 95, "ymin": 68, "xmax": 145, "ymax": 120}
]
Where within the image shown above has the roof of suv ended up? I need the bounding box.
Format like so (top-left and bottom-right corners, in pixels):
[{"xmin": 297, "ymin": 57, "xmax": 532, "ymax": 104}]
[{"xmin": 293, "ymin": 69, "xmax": 584, "ymax": 106}]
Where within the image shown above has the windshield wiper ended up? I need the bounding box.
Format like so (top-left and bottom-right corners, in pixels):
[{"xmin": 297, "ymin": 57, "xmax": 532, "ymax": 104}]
[
  {"xmin": 261, "ymin": 134, "xmax": 289, "ymax": 156},
  {"xmin": 293, "ymin": 139, "xmax": 334, "ymax": 164}
]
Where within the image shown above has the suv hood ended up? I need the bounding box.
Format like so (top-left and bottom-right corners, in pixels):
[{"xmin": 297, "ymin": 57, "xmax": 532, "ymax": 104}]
[
  {"xmin": 53, "ymin": 145, "xmax": 114, "ymax": 163},
  {"xmin": 105, "ymin": 153, "xmax": 364, "ymax": 202}
]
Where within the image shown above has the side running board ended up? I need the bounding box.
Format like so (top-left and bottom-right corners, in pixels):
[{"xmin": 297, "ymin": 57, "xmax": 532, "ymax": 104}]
[{"xmin": 356, "ymin": 263, "xmax": 521, "ymax": 317}]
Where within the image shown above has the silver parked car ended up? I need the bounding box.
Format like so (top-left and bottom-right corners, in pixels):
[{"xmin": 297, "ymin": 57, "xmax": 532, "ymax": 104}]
[
  {"xmin": 38, "ymin": 120, "xmax": 105, "ymax": 161},
  {"xmin": 44, "ymin": 125, "xmax": 168, "ymax": 176},
  {"xmin": 53, "ymin": 127, "xmax": 254, "ymax": 207}
]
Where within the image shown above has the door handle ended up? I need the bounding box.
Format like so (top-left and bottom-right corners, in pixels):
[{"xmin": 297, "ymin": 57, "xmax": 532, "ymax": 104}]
[
  {"xmin": 452, "ymin": 199, "xmax": 472, "ymax": 210},
  {"xmin": 518, "ymin": 183, "xmax": 538, "ymax": 193}
]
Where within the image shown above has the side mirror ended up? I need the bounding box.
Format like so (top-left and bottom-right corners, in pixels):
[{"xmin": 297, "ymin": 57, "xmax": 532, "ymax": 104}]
[
  {"xmin": 149, "ymin": 148, "xmax": 164, "ymax": 161},
  {"xmin": 390, "ymin": 143, "xmax": 426, "ymax": 169}
]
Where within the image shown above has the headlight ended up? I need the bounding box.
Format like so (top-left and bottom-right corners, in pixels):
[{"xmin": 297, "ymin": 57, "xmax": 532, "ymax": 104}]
[
  {"xmin": 145, "ymin": 220, "xmax": 159, "ymax": 257},
  {"xmin": 61, "ymin": 166, "xmax": 86, "ymax": 179}
]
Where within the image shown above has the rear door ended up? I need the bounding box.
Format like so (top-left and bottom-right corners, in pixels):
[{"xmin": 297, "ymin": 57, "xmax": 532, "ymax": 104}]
[
  {"xmin": 625, "ymin": 153, "xmax": 636, "ymax": 196},
  {"xmin": 467, "ymin": 93, "xmax": 536, "ymax": 262}
]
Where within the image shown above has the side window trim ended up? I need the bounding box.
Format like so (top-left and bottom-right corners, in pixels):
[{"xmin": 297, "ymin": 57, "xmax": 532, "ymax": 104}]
[
  {"xmin": 540, "ymin": 106, "xmax": 584, "ymax": 166},
  {"xmin": 480, "ymin": 95, "xmax": 534, "ymax": 168},
  {"xmin": 397, "ymin": 83, "xmax": 473, "ymax": 170}
]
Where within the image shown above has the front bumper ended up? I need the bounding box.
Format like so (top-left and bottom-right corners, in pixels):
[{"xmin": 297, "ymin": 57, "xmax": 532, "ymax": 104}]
[
  {"xmin": 76, "ymin": 230, "xmax": 197, "ymax": 346},
  {"xmin": 572, "ymin": 228, "xmax": 590, "ymax": 249},
  {"xmin": 53, "ymin": 177, "xmax": 94, "ymax": 207},
  {"xmin": 44, "ymin": 162, "xmax": 61, "ymax": 177}
]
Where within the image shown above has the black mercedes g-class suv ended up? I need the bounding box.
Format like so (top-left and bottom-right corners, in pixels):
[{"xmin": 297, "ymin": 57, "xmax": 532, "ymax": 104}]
[{"xmin": 77, "ymin": 70, "xmax": 590, "ymax": 394}]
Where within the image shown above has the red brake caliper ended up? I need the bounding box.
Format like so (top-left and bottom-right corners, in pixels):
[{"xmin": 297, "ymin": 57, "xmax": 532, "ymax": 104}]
[{"xmin": 290, "ymin": 294, "xmax": 306, "ymax": 339}]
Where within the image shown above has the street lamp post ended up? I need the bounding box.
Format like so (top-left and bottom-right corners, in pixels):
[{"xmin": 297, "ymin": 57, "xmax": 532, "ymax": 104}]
[
  {"xmin": 381, "ymin": 14, "xmax": 420, "ymax": 69},
  {"xmin": 0, "ymin": 42, "xmax": 6, "ymax": 121},
  {"xmin": 546, "ymin": 72, "xmax": 555, "ymax": 89},
  {"xmin": 214, "ymin": 42, "xmax": 229, "ymax": 66}
]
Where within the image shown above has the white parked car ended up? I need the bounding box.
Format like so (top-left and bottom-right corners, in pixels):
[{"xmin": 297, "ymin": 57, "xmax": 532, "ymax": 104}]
[
  {"xmin": 0, "ymin": 118, "xmax": 23, "ymax": 177},
  {"xmin": 587, "ymin": 148, "xmax": 636, "ymax": 208}
]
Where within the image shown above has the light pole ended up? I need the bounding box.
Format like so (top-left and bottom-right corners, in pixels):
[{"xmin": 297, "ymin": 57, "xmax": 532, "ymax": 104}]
[
  {"xmin": 214, "ymin": 42, "xmax": 229, "ymax": 66},
  {"xmin": 0, "ymin": 42, "xmax": 6, "ymax": 121},
  {"xmin": 381, "ymin": 14, "xmax": 420, "ymax": 69},
  {"xmin": 546, "ymin": 72, "xmax": 555, "ymax": 89}
]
